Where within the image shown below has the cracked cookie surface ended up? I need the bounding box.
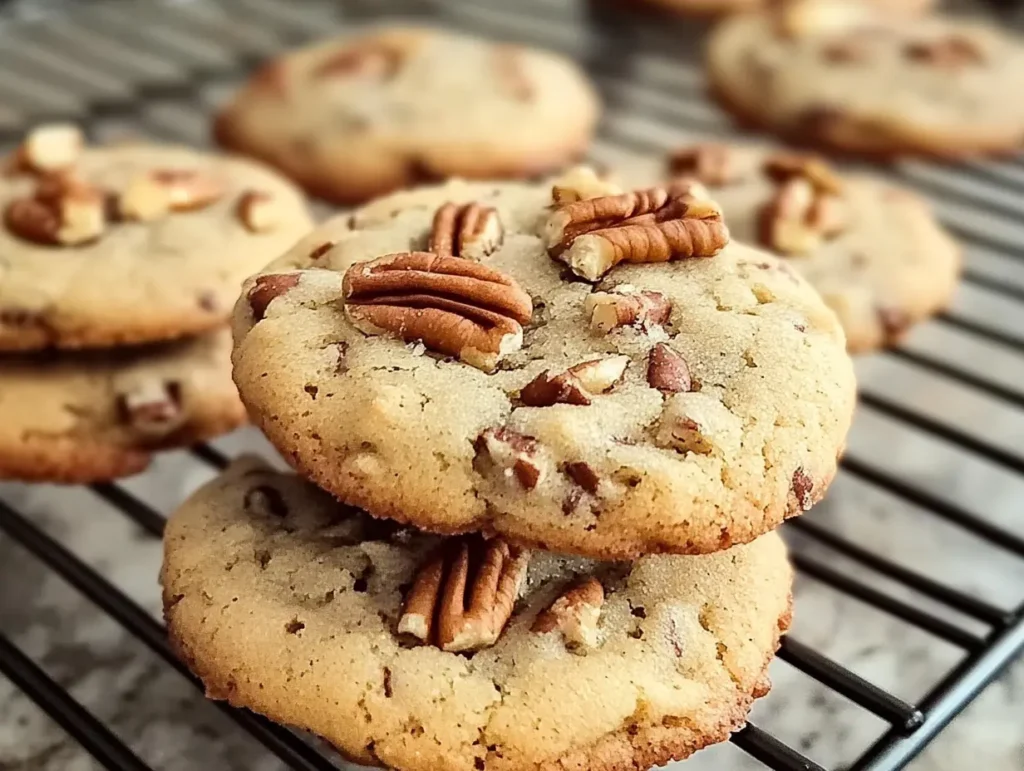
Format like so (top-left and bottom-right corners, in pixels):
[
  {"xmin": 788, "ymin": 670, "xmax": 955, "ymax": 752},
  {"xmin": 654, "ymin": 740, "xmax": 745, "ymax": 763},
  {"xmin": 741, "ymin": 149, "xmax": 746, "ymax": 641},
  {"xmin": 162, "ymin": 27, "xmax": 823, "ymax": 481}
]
[
  {"xmin": 707, "ymin": 2, "xmax": 1024, "ymax": 158},
  {"xmin": 214, "ymin": 26, "xmax": 600, "ymax": 204},
  {"xmin": 0, "ymin": 136, "xmax": 312, "ymax": 351},
  {"xmin": 161, "ymin": 457, "xmax": 792, "ymax": 771},
  {"xmin": 231, "ymin": 177, "xmax": 855, "ymax": 559},
  {"xmin": 619, "ymin": 143, "xmax": 960, "ymax": 352},
  {"xmin": 0, "ymin": 329, "xmax": 244, "ymax": 482}
]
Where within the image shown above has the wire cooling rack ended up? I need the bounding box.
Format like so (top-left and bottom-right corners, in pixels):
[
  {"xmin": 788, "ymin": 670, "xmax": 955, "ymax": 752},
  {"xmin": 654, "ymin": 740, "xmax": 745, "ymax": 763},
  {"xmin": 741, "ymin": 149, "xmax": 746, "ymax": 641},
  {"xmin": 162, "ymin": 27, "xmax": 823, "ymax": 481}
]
[{"xmin": 0, "ymin": 1, "xmax": 1023, "ymax": 770}]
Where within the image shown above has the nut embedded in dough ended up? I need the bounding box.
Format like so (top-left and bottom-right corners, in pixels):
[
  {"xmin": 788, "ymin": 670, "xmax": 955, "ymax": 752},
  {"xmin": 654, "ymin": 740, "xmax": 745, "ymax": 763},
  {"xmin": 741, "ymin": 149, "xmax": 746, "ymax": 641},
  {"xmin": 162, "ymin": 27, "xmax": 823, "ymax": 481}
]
[
  {"xmin": 427, "ymin": 202, "xmax": 504, "ymax": 260},
  {"xmin": 585, "ymin": 286, "xmax": 673, "ymax": 334},
  {"xmin": 19, "ymin": 123, "xmax": 84, "ymax": 174},
  {"xmin": 532, "ymin": 577, "xmax": 604, "ymax": 650}
]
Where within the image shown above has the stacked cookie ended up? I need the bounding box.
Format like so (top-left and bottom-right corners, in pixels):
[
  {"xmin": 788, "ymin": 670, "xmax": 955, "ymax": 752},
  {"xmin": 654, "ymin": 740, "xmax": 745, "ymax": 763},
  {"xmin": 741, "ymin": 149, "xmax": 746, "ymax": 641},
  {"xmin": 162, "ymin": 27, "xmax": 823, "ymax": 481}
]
[
  {"xmin": 0, "ymin": 124, "xmax": 312, "ymax": 482},
  {"xmin": 163, "ymin": 170, "xmax": 857, "ymax": 770}
]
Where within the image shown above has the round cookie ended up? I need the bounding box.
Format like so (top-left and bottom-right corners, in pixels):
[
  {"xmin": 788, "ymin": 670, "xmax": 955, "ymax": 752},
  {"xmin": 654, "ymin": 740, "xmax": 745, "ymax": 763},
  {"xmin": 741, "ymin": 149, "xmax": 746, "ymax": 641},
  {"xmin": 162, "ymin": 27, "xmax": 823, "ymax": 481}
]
[
  {"xmin": 0, "ymin": 126, "xmax": 313, "ymax": 351},
  {"xmin": 631, "ymin": 0, "xmax": 932, "ymax": 20},
  {"xmin": 707, "ymin": 1, "xmax": 1024, "ymax": 158},
  {"xmin": 638, "ymin": 143, "xmax": 959, "ymax": 352},
  {"xmin": 231, "ymin": 175, "xmax": 856, "ymax": 558},
  {"xmin": 214, "ymin": 27, "xmax": 600, "ymax": 204},
  {"xmin": 0, "ymin": 329, "xmax": 245, "ymax": 482},
  {"xmin": 162, "ymin": 456, "xmax": 793, "ymax": 771}
]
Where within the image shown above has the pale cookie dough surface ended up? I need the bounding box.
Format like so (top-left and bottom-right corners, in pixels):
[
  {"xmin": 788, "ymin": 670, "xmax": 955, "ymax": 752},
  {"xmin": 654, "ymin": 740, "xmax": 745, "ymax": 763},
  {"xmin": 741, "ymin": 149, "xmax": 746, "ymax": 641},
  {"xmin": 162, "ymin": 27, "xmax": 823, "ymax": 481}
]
[
  {"xmin": 619, "ymin": 145, "xmax": 960, "ymax": 352},
  {"xmin": 161, "ymin": 457, "xmax": 793, "ymax": 771},
  {"xmin": 707, "ymin": 4, "xmax": 1024, "ymax": 157},
  {"xmin": 0, "ymin": 143, "xmax": 312, "ymax": 351},
  {"xmin": 0, "ymin": 329, "xmax": 245, "ymax": 482},
  {"xmin": 214, "ymin": 26, "xmax": 600, "ymax": 204},
  {"xmin": 231, "ymin": 178, "xmax": 855, "ymax": 559}
]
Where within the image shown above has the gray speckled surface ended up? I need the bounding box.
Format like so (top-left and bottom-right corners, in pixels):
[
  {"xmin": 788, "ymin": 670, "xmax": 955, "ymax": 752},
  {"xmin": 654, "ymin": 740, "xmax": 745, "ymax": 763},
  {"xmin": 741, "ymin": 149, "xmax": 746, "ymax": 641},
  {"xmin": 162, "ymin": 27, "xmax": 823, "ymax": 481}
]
[{"xmin": 1, "ymin": 1, "xmax": 1024, "ymax": 770}]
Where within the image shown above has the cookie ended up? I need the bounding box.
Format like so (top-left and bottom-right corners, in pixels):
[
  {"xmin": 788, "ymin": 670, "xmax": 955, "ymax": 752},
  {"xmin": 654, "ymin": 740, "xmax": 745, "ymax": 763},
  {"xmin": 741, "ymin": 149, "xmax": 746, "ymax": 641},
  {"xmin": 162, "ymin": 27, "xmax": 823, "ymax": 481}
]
[
  {"xmin": 161, "ymin": 456, "xmax": 793, "ymax": 771},
  {"xmin": 0, "ymin": 329, "xmax": 245, "ymax": 482},
  {"xmin": 231, "ymin": 175, "xmax": 855, "ymax": 558},
  {"xmin": 214, "ymin": 27, "xmax": 600, "ymax": 205},
  {"xmin": 707, "ymin": 1, "xmax": 1024, "ymax": 158},
  {"xmin": 0, "ymin": 125, "xmax": 313, "ymax": 351},
  {"xmin": 632, "ymin": 0, "xmax": 932, "ymax": 20},
  {"xmin": 621, "ymin": 143, "xmax": 959, "ymax": 352}
]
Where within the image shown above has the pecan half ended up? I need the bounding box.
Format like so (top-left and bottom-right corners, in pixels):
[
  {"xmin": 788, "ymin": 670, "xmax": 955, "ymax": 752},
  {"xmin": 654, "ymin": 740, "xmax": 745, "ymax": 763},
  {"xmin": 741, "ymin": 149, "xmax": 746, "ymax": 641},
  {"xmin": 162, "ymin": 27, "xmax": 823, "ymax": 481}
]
[
  {"xmin": 585, "ymin": 285, "xmax": 672, "ymax": 334},
  {"xmin": 473, "ymin": 427, "xmax": 544, "ymax": 490},
  {"xmin": 237, "ymin": 190, "xmax": 283, "ymax": 232},
  {"xmin": 247, "ymin": 273, "xmax": 301, "ymax": 321},
  {"xmin": 904, "ymin": 35, "xmax": 985, "ymax": 70},
  {"xmin": 398, "ymin": 537, "xmax": 530, "ymax": 652},
  {"xmin": 493, "ymin": 45, "xmax": 533, "ymax": 102},
  {"xmin": 551, "ymin": 166, "xmax": 623, "ymax": 205},
  {"xmin": 647, "ymin": 343, "xmax": 691, "ymax": 393},
  {"xmin": 313, "ymin": 41, "xmax": 404, "ymax": 80},
  {"xmin": 532, "ymin": 577, "xmax": 604, "ymax": 650},
  {"xmin": 667, "ymin": 143, "xmax": 738, "ymax": 187},
  {"xmin": 15, "ymin": 124, "xmax": 84, "ymax": 175},
  {"xmin": 543, "ymin": 184, "xmax": 729, "ymax": 281},
  {"xmin": 4, "ymin": 175, "xmax": 106, "ymax": 246},
  {"xmin": 763, "ymin": 152, "xmax": 843, "ymax": 196},
  {"xmin": 343, "ymin": 252, "xmax": 532, "ymax": 372},
  {"xmin": 757, "ymin": 178, "xmax": 847, "ymax": 256},
  {"xmin": 117, "ymin": 380, "xmax": 183, "ymax": 437},
  {"xmin": 428, "ymin": 202, "xmax": 504, "ymax": 260},
  {"xmin": 520, "ymin": 355, "xmax": 629, "ymax": 407},
  {"xmin": 120, "ymin": 170, "xmax": 225, "ymax": 221}
]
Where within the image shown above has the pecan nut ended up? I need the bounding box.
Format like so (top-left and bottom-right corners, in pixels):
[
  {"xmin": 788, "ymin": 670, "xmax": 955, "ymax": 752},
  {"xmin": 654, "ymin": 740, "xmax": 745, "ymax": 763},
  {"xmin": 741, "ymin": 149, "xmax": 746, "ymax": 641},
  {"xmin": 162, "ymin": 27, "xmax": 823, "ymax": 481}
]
[
  {"xmin": 647, "ymin": 343, "xmax": 691, "ymax": 393},
  {"xmin": 4, "ymin": 175, "xmax": 106, "ymax": 246},
  {"xmin": 247, "ymin": 273, "xmax": 301, "ymax": 321},
  {"xmin": 584, "ymin": 285, "xmax": 672, "ymax": 334},
  {"xmin": 237, "ymin": 190, "xmax": 284, "ymax": 233},
  {"xmin": 654, "ymin": 393, "xmax": 742, "ymax": 458},
  {"xmin": 667, "ymin": 143, "xmax": 738, "ymax": 187},
  {"xmin": 398, "ymin": 537, "xmax": 530, "ymax": 652},
  {"xmin": 313, "ymin": 40, "xmax": 404, "ymax": 80},
  {"xmin": 520, "ymin": 355, "xmax": 629, "ymax": 407},
  {"xmin": 904, "ymin": 35, "xmax": 985, "ymax": 70},
  {"xmin": 14, "ymin": 124, "xmax": 84, "ymax": 175},
  {"xmin": 763, "ymin": 152, "xmax": 843, "ymax": 196},
  {"xmin": 551, "ymin": 166, "xmax": 623, "ymax": 205},
  {"xmin": 757, "ymin": 178, "xmax": 847, "ymax": 256},
  {"xmin": 343, "ymin": 252, "xmax": 532, "ymax": 372},
  {"xmin": 532, "ymin": 577, "xmax": 604, "ymax": 650},
  {"xmin": 117, "ymin": 380, "xmax": 184, "ymax": 438},
  {"xmin": 120, "ymin": 170, "xmax": 225, "ymax": 221},
  {"xmin": 428, "ymin": 202, "xmax": 504, "ymax": 260},
  {"xmin": 543, "ymin": 184, "xmax": 729, "ymax": 281},
  {"xmin": 473, "ymin": 427, "xmax": 545, "ymax": 490}
]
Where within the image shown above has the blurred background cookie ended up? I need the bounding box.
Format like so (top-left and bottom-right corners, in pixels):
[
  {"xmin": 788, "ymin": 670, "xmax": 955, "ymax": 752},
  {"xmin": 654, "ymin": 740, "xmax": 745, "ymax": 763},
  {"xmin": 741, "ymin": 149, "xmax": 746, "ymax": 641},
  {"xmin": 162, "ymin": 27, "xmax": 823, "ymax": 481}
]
[
  {"xmin": 707, "ymin": 0, "xmax": 1024, "ymax": 158},
  {"xmin": 631, "ymin": 0, "xmax": 932, "ymax": 20},
  {"xmin": 214, "ymin": 26, "xmax": 601, "ymax": 204},
  {"xmin": 0, "ymin": 125, "xmax": 312, "ymax": 351}
]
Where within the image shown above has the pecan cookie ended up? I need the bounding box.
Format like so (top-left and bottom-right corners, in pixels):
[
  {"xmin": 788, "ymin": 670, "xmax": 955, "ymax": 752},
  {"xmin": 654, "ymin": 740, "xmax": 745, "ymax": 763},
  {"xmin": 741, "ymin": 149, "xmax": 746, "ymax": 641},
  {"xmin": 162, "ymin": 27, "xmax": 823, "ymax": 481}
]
[
  {"xmin": 231, "ymin": 176, "xmax": 855, "ymax": 558},
  {"xmin": 0, "ymin": 329, "xmax": 244, "ymax": 482},
  {"xmin": 631, "ymin": 0, "xmax": 932, "ymax": 20},
  {"xmin": 214, "ymin": 27, "xmax": 600, "ymax": 204},
  {"xmin": 162, "ymin": 457, "xmax": 793, "ymax": 771},
  {"xmin": 707, "ymin": 1, "xmax": 1024, "ymax": 158},
  {"xmin": 619, "ymin": 143, "xmax": 959, "ymax": 351},
  {"xmin": 0, "ymin": 125, "xmax": 312, "ymax": 351}
]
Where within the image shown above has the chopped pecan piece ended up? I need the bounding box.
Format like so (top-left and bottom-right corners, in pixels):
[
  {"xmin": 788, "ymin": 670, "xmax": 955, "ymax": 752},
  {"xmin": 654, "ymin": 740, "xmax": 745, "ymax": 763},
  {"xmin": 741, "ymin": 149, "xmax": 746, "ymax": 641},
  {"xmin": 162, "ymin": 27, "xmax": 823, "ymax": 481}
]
[
  {"xmin": 757, "ymin": 178, "xmax": 847, "ymax": 256},
  {"xmin": 15, "ymin": 124, "xmax": 84, "ymax": 175},
  {"xmin": 120, "ymin": 170, "xmax": 225, "ymax": 221},
  {"xmin": 428, "ymin": 202, "xmax": 504, "ymax": 260},
  {"xmin": 763, "ymin": 152, "xmax": 843, "ymax": 196},
  {"xmin": 398, "ymin": 537, "xmax": 530, "ymax": 652},
  {"xmin": 4, "ymin": 175, "xmax": 106, "ymax": 246},
  {"xmin": 654, "ymin": 393, "xmax": 742, "ymax": 458},
  {"xmin": 647, "ymin": 343, "xmax": 691, "ymax": 393},
  {"xmin": 117, "ymin": 380, "xmax": 183, "ymax": 437},
  {"xmin": 791, "ymin": 467, "xmax": 815, "ymax": 511},
  {"xmin": 667, "ymin": 143, "xmax": 738, "ymax": 187},
  {"xmin": 247, "ymin": 273, "xmax": 301, "ymax": 321},
  {"xmin": 532, "ymin": 577, "xmax": 604, "ymax": 650},
  {"xmin": 543, "ymin": 184, "xmax": 729, "ymax": 281},
  {"xmin": 313, "ymin": 41, "xmax": 404, "ymax": 80},
  {"xmin": 904, "ymin": 35, "xmax": 985, "ymax": 70},
  {"xmin": 564, "ymin": 461, "xmax": 600, "ymax": 494},
  {"xmin": 551, "ymin": 166, "xmax": 622, "ymax": 205},
  {"xmin": 473, "ymin": 427, "xmax": 545, "ymax": 490},
  {"xmin": 520, "ymin": 355, "xmax": 629, "ymax": 407},
  {"xmin": 237, "ymin": 190, "xmax": 283, "ymax": 232},
  {"xmin": 493, "ymin": 44, "xmax": 533, "ymax": 102},
  {"xmin": 585, "ymin": 285, "xmax": 672, "ymax": 334},
  {"xmin": 343, "ymin": 252, "xmax": 532, "ymax": 372}
]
